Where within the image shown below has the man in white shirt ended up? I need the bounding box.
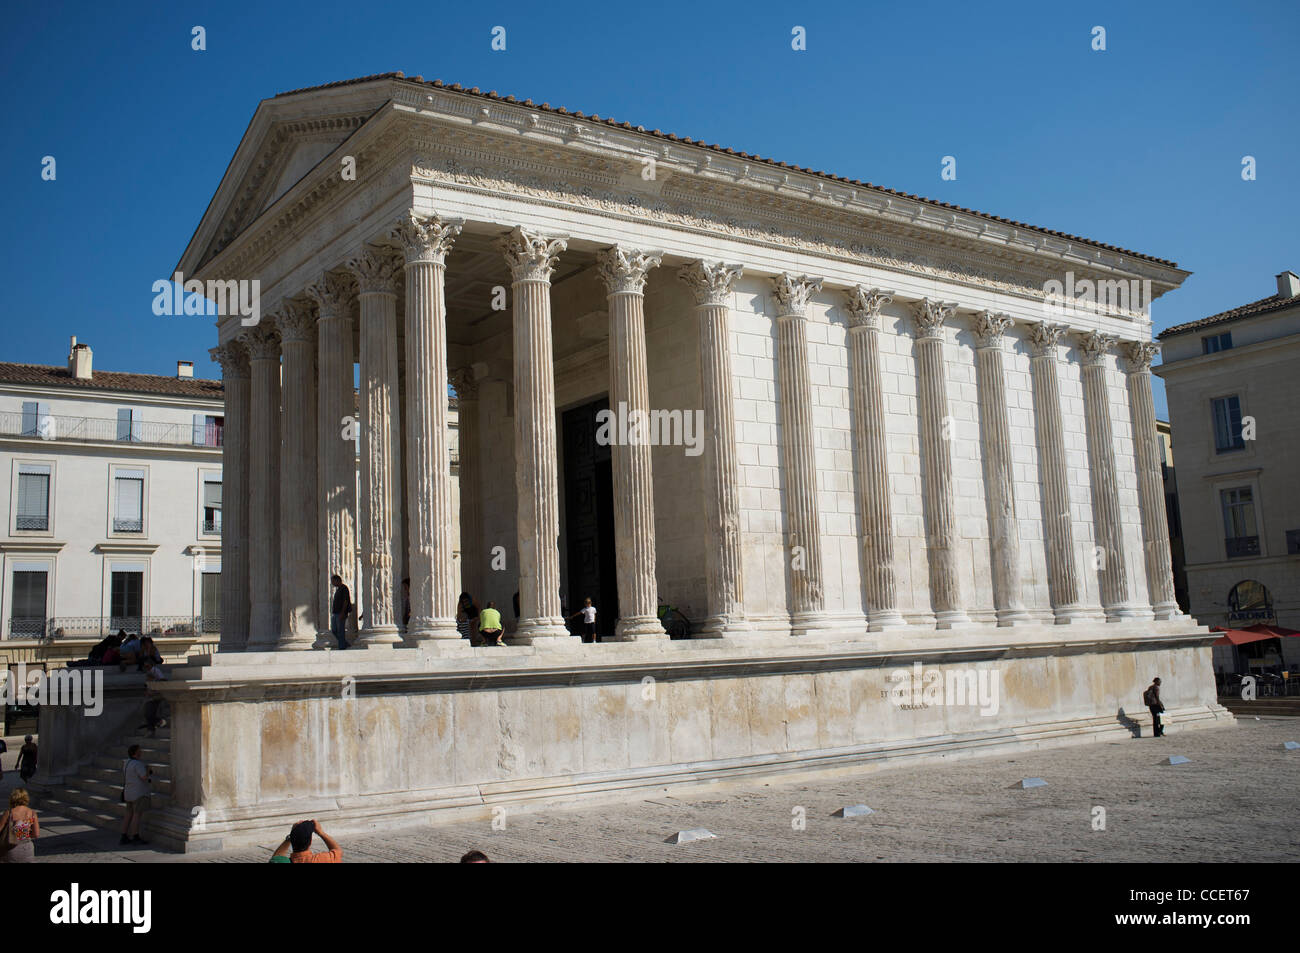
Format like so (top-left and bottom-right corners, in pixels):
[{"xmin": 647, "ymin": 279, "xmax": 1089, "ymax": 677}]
[{"xmin": 567, "ymin": 597, "xmax": 600, "ymax": 644}]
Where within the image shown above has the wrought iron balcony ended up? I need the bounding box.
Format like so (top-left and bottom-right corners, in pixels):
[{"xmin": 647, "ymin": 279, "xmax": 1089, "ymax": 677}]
[
  {"xmin": 1225, "ymin": 536, "xmax": 1260, "ymax": 559},
  {"xmin": 1, "ymin": 410, "xmax": 222, "ymax": 448},
  {"xmin": 112, "ymin": 518, "xmax": 144, "ymax": 533},
  {"xmin": 15, "ymin": 514, "xmax": 48, "ymax": 531}
]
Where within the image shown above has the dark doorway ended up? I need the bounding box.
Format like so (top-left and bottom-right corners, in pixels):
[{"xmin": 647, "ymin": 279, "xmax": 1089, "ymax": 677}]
[{"xmin": 562, "ymin": 398, "xmax": 617, "ymax": 639}]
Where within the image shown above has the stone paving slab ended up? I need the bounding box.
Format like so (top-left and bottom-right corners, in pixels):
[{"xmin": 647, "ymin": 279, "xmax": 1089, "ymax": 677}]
[{"xmin": 15, "ymin": 716, "xmax": 1300, "ymax": 863}]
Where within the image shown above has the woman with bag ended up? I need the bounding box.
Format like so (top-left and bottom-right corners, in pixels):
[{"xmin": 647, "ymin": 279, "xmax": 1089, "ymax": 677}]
[
  {"xmin": 120, "ymin": 744, "xmax": 152, "ymax": 845},
  {"xmin": 0, "ymin": 788, "xmax": 40, "ymax": 862}
]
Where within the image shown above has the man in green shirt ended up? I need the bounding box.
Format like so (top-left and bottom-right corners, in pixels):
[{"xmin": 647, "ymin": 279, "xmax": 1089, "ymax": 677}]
[{"xmin": 479, "ymin": 602, "xmax": 503, "ymax": 646}]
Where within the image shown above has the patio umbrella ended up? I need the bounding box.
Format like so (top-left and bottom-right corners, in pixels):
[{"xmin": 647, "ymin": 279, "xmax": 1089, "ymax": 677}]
[{"xmin": 1210, "ymin": 623, "xmax": 1300, "ymax": 646}]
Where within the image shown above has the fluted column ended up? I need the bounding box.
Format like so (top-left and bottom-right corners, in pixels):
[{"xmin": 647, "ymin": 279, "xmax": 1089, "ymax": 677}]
[
  {"xmin": 1123, "ymin": 341, "xmax": 1179, "ymax": 620},
  {"xmin": 209, "ymin": 341, "xmax": 250, "ymax": 650},
  {"xmin": 241, "ymin": 325, "xmax": 282, "ymax": 649},
  {"xmin": 274, "ymin": 303, "xmax": 319, "ymax": 650},
  {"xmin": 678, "ymin": 261, "xmax": 749, "ymax": 636},
  {"xmin": 844, "ymin": 287, "xmax": 904, "ymax": 630},
  {"xmin": 501, "ymin": 227, "xmax": 569, "ymax": 642},
  {"xmin": 598, "ymin": 247, "xmax": 668, "ymax": 641},
  {"xmin": 307, "ymin": 272, "xmax": 358, "ymax": 648},
  {"xmin": 972, "ymin": 311, "xmax": 1030, "ymax": 625},
  {"xmin": 450, "ymin": 368, "xmax": 483, "ymax": 603},
  {"xmin": 394, "ymin": 212, "xmax": 463, "ymax": 643},
  {"xmin": 1078, "ymin": 331, "xmax": 1136, "ymax": 619},
  {"xmin": 772, "ymin": 274, "xmax": 826, "ymax": 636},
  {"xmin": 910, "ymin": 299, "xmax": 969, "ymax": 627},
  {"xmin": 351, "ymin": 248, "xmax": 405, "ymax": 646},
  {"xmin": 1026, "ymin": 322, "xmax": 1085, "ymax": 622}
]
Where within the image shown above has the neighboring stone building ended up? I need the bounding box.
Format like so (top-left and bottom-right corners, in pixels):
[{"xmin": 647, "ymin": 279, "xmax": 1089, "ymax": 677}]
[
  {"xmin": 38, "ymin": 73, "xmax": 1230, "ymax": 851},
  {"xmin": 1156, "ymin": 270, "xmax": 1300, "ymax": 674},
  {"xmin": 0, "ymin": 339, "xmax": 224, "ymax": 662}
]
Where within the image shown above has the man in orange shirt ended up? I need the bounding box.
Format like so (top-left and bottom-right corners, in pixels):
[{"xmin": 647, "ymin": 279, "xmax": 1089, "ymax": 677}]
[{"xmin": 284, "ymin": 819, "xmax": 342, "ymax": 863}]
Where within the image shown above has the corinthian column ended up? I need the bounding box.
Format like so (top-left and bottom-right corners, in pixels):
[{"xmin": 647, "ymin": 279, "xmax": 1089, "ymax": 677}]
[
  {"xmin": 597, "ymin": 246, "xmax": 668, "ymax": 641},
  {"xmin": 910, "ymin": 299, "xmax": 969, "ymax": 627},
  {"xmin": 1026, "ymin": 322, "xmax": 1085, "ymax": 622},
  {"xmin": 1077, "ymin": 331, "xmax": 1137, "ymax": 619},
  {"xmin": 394, "ymin": 211, "xmax": 464, "ymax": 643},
  {"xmin": 450, "ymin": 367, "xmax": 483, "ymax": 603},
  {"xmin": 240, "ymin": 324, "xmax": 281, "ymax": 649},
  {"xmin": 209, "ymin": 340, "xmax": 250, "ymax": 651},
  {"xmin": 972, "ymin": 311, "xmax": 1030, "ymax": 625},
  {"xmin": 307, "ymin": 272, "xmax": 358, "ymax": 648},
  {"xmin": 1123, "ymin": 341, "xmax": 1179, "ymax": 619},
  {"xmin": 772, "ymin": 274, "xmax": 826, "ymax": 636},
  {"xmin": 678, "ymin": 261, "xmax": 748, "ymax": 636},
  {"xmin": 350, "ymin": 248, "xmax": 405, "ymax": 646},
  {"xmin": 274, "ymin": 302, "xmax": 319, "ymax": 650},
  {"xmin": 501, "ymin": 227, "xmax": 569, "ymax": 642},
  {"xmin": 845, "ymin": 287, "xmax": 904, "ymax": 630}
]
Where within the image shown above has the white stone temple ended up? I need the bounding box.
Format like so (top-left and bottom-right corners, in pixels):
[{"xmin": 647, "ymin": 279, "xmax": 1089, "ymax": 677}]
[{"xmin": 44, "ymin": 73, "xmax": 1231, "ymax": 850}]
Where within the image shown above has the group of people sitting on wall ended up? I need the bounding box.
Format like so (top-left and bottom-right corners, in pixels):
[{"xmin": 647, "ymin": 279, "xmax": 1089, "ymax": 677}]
[
  {"xmin": 327, "ymin": 575, "xmax": 603, "ymax": 648},
  {"xmin": 69, "ymin": 631, "xmax": 168, "ymax": 679}
]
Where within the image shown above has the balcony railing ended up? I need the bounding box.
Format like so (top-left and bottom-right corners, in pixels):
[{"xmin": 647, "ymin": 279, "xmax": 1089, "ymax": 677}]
[
  {"xmin": 202, "ymin": 519, "xmax": 222, "ymax": 535},
  {"xmin": 0, "ymin": 411, "xmax": 222, "ymax": 449},
  {"xmin": 112, "ymin": 518, "xmax": 144, "ymax": 534},
  {"xmin": 4, "ymin": 615, "xmax": 207, "ymax": 641},
  {"xmin": 15, "ymin": 514, "xmax": 49, "ymax": 531},
  {"xmin": 1225, "ymin": 536, "xmax": 1261, "ymax": 559}
]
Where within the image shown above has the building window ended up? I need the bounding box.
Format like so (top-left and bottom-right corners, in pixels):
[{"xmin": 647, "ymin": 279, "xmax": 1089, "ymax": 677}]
[
  {"xmin": 201, "ymin": 572, "xmax": 221, "ymax": 633},
  {"xmin": 9, "ymin": 569, "xmax": 48, "ymax": 638},
  {"xmin": 21, "ymin": 401, "xmax": 54, "ymax": 439},
  {"xmin": 202, "ymin": 476, "xmax": 222, "ymax": 535},
  {"xmin": 1211, "ymin": 396, "xmax": 1245, "ymax": 453},
  {"xmin": 116, "ymin": 408, "xmax": 143, "ymax": 442},
  {"xmin": 1287, "ymin": 529, "xmax": 1300, "ymax": 556},
  {"xmin": 110, "ymin": 570, "xmax": 144, "ymax": 633},
  {"xmin": 192, "ymin": 414, "xmax": 224, "ymax": 448},
  {"xmin": 16, "ymin": 464, "xmax": 51, "ymax": 531},
  {"xmin": 1227, "ymin": 579, "xmax": 1273, "ymax": 625},
  {"xmin": 1201, "ymin": 331, "xmax": 1233, "ymax": 354},
  {"xmin": 1221, "ymin": 486, "xmax": 1259, "ymax": 558},
  {"xmin": 113, "ymin": 469, "xmax": 145, "ymax": 533}
]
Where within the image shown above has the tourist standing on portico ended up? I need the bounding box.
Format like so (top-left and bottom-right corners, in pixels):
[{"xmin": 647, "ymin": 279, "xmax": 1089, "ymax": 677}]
[
  {"xmin": 120, "ymin": 744, "xmax": 151, "ymax": 845},
  {"xmin": 567, "ymin": 598, "xmax": 599, "ymax": 643},
  {"xmin": 330, "ymin": 574, "xmax": 352, "ymax": 650}
]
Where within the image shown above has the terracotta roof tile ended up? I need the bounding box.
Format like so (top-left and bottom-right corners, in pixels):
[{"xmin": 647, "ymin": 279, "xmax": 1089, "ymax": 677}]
[
  {"xmin": 1157, "ymin": 293, "xmax": 1300, "ymax": 340},
  {"xmin": 0, "ymin": 363, "xmax": 224, "ymax": 400},
  {"xmin": 272, "ymin": 73, "xmax": 1179, "ymax": 268}
]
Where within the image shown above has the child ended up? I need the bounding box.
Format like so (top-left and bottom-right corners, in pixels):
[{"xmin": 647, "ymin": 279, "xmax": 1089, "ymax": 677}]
[{"xmin": 567, "ymin": 597, "xmax": 599, "ymax": 644}]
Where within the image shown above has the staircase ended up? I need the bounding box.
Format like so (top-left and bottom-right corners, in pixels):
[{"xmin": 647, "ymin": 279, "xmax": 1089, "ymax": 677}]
[{"xmin": 37, "ymin": 727, "xmax": 173, "ymax": 834}]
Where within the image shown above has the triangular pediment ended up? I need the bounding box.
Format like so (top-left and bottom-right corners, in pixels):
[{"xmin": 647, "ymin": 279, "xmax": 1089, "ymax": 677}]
[{"xmin": 178, "ymin": 76, "xmax": 403, "ymax": 275}]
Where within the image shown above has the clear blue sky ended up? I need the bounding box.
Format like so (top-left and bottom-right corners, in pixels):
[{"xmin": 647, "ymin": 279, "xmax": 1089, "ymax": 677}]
[{"xmin": 3, "ymin": 0, "xmax": 1297, "ymax": 419}]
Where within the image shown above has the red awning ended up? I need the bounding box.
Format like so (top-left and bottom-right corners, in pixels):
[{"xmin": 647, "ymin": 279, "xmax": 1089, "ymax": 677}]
[{"xmin": 1210, "ymin": 623, "xmax": 1300, "ymax": 646}]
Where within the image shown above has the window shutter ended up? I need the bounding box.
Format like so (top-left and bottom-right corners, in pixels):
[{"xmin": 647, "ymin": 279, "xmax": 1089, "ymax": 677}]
[
  {"xmin": 193, "ymin": 413, "xmax": 206, "ymax": 445},
  {"xmin": 117, "ymin": 408, "xmax": 133, "ymax": 441},
  {"xmin": 203, "ymin": 479, "xmax": 222, "ymax": 510},
  {"xmin": 115, "ymin": 471, "xmax": 144, "ymax": 522},
  {"xmin": 17, "ymin": 470, "xmax": 50, "ymax": 524},
  {"xmin": 22, "ymin": 401, "xmax": 37, "ymax": 435}
]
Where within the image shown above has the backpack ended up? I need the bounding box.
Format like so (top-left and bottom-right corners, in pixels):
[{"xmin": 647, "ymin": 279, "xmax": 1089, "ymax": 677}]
[{"xmin": 1142, "ymin": 686, "xmax": 1156, "ymax": 706}]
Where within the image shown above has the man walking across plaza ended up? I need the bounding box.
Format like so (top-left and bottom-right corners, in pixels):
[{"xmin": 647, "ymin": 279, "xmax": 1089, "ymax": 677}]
[
  {"xmin": 1143, "ymin": 677, "xmax": 1165, "ymax": 737},
  {"xmin": 330, "ymin": 574, "xmax": 352, "ymax": 650}
]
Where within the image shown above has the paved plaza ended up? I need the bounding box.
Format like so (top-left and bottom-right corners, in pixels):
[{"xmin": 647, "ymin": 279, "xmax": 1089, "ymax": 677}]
[{"xmin": 7, "ymin": 715, "xmax": 1296, "ymax": 863}]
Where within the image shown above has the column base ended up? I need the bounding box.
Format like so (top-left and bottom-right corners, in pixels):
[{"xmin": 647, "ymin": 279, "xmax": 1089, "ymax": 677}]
[
  {"xmin": 312, "ymin": 630, "xmax": 335, "ymax": 651},
  {"xmin": 994, "ymin": 607, "xmax": 1034, "ymax": 627},
  {"xmin": 406, "ymin": 618, "xmax": 462, "ymax": 642},
  {"xmin": 934, "ymin": 610, "xmax": 972, "ymax": 629},
  {"xmin": 867, "ymin": 609, "xmax": 907, "ymax": 631},
  {"xmin": 1051, "ymin": 605, "xmax": 1090, "ymax": 625},
  {"xmin": 696, "ymin": 613, "xmax": 751, "ymax": 638},
  {"xmin": 790, "ymin": 612, "xmax": 837, "ymax": 638},
  {"xmin": 358, "ymin": 624, "xmax": 402, "ymax": 648},
  {"xmin": 513, "ymin": 618, "xmax": 571, "ymax": 643},
  {"xmin": 1151, "ymin": 602, "xmax": 1180, "ymax": 621},
  {"xmin": 613, "ymin": 615, "xmax": 669, "ymax": 641},
  {"xmin": 274, "ymin": 637, "xmax": 317, "ymax": 652},
  {"xmin": 1103, "ymin": 605, "xmax": 1146, "ymax": 622}
]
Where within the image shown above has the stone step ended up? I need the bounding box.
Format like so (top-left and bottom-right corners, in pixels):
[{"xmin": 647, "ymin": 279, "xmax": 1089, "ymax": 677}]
[
  {"xmin": 69, "ymin": 774, "xmax": 172, "ymax": 800},
  {"xmin": 92, "ymin": 756, "xmax": 170, "ymax": 778}
]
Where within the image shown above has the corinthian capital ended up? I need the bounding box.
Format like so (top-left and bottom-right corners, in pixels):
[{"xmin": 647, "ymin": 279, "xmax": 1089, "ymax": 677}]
[
  {"xmin": 209, "ymin": 340, "xmax": 250, "ymax": 379},
  {"xmin": 239, "ymin": 324, "xmax": 281, "ymax": 361},
  {"xmin": 450, "ymin": 366, "xmax": 479, "ymax": 400},
  {"xmin": 845, "ymin": 286, "xmax": 894, "ymax": 331},
  {"xmin": 771, "ymin": 273, "xmax": 823, "ymax": 316},
  {"xmin": 1026, "ymin": 321, "xmax": 1067, "ymax": 358},
  {"xmin": 392, "ymin": 211, "xmax": 463, "ymax": 265},
  {"xmin": 305, "ymin": 271, "xmax": 357, "ymax": 321},
  {"xmin": 1076, "ymin": 330, "xmax": 1117, "ymax": 366},
  {"xmin": 971, "ymin": 310, "xmax": 1014, "ymax": 349},
  {"xmin": 911, "ymin": 298, "xmax": 957, "ymax": 339},
  {"xmin": 1122, "ymin": 340, "xmax": 1160, "ymax": 372},
  {"xmin": 275, "ymin": 300, "xmax": 317, "ymax": 343},
  {"xmin": 678, "ymin": 260, "xmax": 743, "ymax": 306},
  {"xmin": 597, "ymin": 246, "xmax": 663, "ymax": 295},
  {"xmin": 501, "ymin": 226, "xmax": 567, "ymax": 282},
  {"xmin": 348, "ymin": 248, "xmax": 403, "ymax": 295}
]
